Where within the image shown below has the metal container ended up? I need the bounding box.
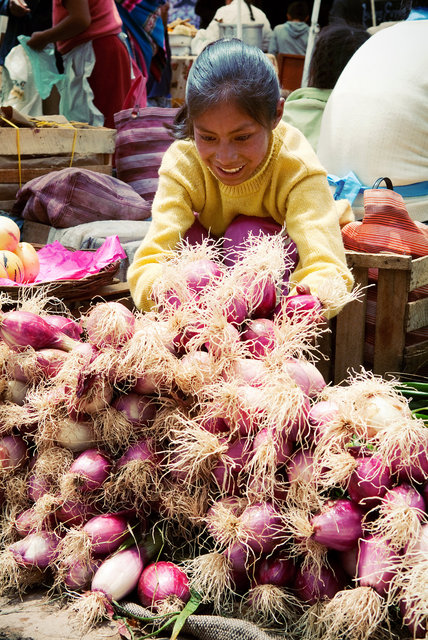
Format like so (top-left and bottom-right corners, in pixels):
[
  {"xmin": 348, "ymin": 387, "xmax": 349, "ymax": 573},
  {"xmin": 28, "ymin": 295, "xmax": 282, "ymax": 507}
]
[{"xmin": 218, "ymin": 23, "xmax": 264, "ymax": 49}]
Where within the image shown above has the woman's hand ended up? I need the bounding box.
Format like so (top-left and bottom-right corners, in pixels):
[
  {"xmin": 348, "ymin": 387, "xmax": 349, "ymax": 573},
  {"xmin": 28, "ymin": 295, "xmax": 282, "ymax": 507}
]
[
  {"xmin": 9, "ymin": 0, "xmax": 30, "ymax": 17},
  {"xmin": 27, "ymin": 31, "xmax": 52, "ymax": 50}
]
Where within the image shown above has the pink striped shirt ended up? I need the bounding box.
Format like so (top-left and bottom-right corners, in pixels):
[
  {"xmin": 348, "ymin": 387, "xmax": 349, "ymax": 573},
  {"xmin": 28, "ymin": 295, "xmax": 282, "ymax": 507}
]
[{"xmin": 54, "ymin": 0, "xmax": 122, "ymax": 54}]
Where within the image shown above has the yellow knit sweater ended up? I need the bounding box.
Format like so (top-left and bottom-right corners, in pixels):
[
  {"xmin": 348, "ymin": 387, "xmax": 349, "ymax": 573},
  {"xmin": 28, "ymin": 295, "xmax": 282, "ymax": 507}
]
[{"xmin": 127, "ymin": 120, "xmax": 354, "ymax": 315}]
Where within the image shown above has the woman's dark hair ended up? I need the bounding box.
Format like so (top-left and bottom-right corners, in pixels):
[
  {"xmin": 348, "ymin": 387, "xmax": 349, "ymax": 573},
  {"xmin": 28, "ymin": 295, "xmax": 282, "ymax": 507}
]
[
  {"xmin": 244, "ymin": 0, "xmax": 255, "ymax": 21},
  {"xmin": 171, "ymin": 38, "xmax": 280, "ymax": 139},
  {"xmin": 308, "ymin": 24, "xmax": 371, "ymax": 88}
]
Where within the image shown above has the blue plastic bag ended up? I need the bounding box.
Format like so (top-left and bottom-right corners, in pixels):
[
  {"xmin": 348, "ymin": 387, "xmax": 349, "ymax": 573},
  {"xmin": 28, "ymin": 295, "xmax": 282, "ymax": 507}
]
[{"xmin": 18, "ymin": 35, "xmax": 63, "ymax": 100}]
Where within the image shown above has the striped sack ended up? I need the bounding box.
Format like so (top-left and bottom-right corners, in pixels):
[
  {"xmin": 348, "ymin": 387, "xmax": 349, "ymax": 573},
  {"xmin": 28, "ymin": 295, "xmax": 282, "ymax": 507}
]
[{"xmin": 114, "ymin": 106, "xmax": 179, "ymax": 202}]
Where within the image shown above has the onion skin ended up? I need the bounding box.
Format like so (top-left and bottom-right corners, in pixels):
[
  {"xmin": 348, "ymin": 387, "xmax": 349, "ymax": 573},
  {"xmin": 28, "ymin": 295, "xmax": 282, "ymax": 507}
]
[
  {"xmin": 112, "ymin": 393, "xmax": 157, "ymax": 429},
  {"xmin": 0, "ymin": 310, "xmax": 77, "ymax": 352},
  {"xmin": 0, "ymin": 435, "xmax": 28, "ymax": 471},
  {"xmin": 43, "ymin": 315, "xmax": 82, "ymax": 340},
  {"xmin": 241, "ymin": 318, "xmax": 276, "ymax": 358},
  {"xmin": 137, "ymin": 561, "xmax": 191, "ymax": 611},
  {"xmin": 9, "ymin": 531, "xmax": 60, "ymax": 569},
  {"xmin": 277, "ymin": 294, "xmax": 323, "ymax": 321},
  {"xmin": 383, "ymin": 483, "xmax": 426, "ymax": 517},
  {"xmin": 64, "ymin": 557, "xmax": 102, "ymax": 591},
  {"xmin": 182, "ymin": 259, "xmax": 223, "ymax": 296},
  {"xmin": 82, "ymin": 514, "xmax": 130, "ymax": 556},
  {"xmin": 357, "ymin": 535, "xmax": 397, "ymax": 596},
  {"xmin": 239, "ymin": 502, "xmax": 284, "ymax": 554},
  {"xmin": 311, "ymin": 499, "xmax": 364, "ymax": 552},
  {"xmin": 56, "ymin": 499, "xmax": 100, "ymax": 527},
  {"xmin": 91, "ymin": 546, "xmax": 146, "ymax": 601},
  {"xmin": 85, "ymin": 302, "xmax": 136, "ymax": 349},
  {"xmin": 293, "ymin": 563, "xmax": 346, "ymax": 604},
  {"xmin": 255, "ymin": 551, "xmax": 296, "ymax": 586},
  {"xmin": 66, "ymin": 449, "xmax": 112, "ymax": 492},
  {"xmin": 348, "ymin": 455, "xmax": 393, "ymax": 509}
]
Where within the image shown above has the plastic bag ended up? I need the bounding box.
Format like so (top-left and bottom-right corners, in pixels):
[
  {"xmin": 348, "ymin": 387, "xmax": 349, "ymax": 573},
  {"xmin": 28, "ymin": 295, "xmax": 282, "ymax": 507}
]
[
  {"xmin": 18, "ymin": 35, "xmax": 63, "ymax": 100},
  {"xmin": 1, "ymin": 44, "xmax": 43, "ymax": 116}
]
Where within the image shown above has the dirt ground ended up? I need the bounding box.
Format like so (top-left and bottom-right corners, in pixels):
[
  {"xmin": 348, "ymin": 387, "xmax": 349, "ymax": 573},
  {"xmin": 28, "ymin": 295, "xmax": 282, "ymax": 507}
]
[{"xmin": 0, "ymin": 591, "xmax": 124, "ymax": 640}]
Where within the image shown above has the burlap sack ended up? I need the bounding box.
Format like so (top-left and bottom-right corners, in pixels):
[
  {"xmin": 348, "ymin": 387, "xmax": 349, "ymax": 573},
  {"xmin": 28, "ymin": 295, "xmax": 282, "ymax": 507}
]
[{"xmin": 120, "ymin": 601, "xmax": 284, "ymax": 640}]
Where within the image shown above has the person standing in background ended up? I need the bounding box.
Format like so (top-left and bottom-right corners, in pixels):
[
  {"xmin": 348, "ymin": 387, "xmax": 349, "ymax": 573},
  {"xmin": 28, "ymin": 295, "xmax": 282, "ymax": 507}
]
[
  {"xmin": 26, "ymin": 0, "xmax": 138, "ymax": 128},
  {"xmin": 268, "ymin": 1, "xmax": 309, "ymax": 55},
  {"xmin": 281, "ymin": 24, "xmax": 370, "ymax": 150}
]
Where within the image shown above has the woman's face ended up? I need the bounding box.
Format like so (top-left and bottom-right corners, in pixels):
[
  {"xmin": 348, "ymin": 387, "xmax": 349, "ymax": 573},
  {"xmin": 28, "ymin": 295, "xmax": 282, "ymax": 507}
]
[{"xmin": 193, "ymin": 100, "xmax": 283, "ymax": 186}]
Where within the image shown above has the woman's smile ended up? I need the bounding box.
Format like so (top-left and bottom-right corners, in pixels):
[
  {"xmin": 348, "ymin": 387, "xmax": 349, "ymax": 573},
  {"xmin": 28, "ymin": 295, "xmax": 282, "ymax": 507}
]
[{"xmin": 193, "ymin": 101, "xmax": 273, "ymax": 185}]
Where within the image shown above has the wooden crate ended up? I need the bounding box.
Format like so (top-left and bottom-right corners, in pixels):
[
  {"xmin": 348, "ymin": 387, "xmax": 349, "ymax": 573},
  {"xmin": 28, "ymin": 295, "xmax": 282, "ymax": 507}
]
[
  {"xmin": 0, "ymin": 119, "xmax": 116, "ymax": 211},
  {"xmin": 322, "ymin": 251, "xmax": 428, "ymax": 384}
]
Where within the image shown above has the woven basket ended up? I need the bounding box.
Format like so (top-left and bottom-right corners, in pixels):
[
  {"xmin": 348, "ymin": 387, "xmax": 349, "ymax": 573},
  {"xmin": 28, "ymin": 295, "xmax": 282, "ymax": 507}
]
[{"xmin": 0, "ymin": 245, "xmax": 120, "ymax": 303}]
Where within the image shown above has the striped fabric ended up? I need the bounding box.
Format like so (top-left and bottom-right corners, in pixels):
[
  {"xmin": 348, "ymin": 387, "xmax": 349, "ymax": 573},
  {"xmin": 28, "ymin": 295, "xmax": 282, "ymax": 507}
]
[
  {"xmin": 114, "ymin": 106, "xmax": 179, "ymax": 202},
  {"xmin": 342, "ymin": 185, "xmax": 428, "ymax": 359}
]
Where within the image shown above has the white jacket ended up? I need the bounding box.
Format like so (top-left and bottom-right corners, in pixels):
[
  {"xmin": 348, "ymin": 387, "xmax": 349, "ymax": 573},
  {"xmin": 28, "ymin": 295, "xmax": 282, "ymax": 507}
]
[{"xmin": 193, "ymin": 0, "xmax": 272, "ymax": 53}]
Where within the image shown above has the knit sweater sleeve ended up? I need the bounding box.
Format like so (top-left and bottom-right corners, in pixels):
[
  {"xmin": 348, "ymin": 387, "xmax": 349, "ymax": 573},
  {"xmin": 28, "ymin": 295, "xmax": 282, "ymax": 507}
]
[
  {"xmin": 284, "ymin": 170, "xmax": 354, "ymax": 317},
  {"xmin": 127, "ymin": 142, "xmax": 203, "ymax": 312}
]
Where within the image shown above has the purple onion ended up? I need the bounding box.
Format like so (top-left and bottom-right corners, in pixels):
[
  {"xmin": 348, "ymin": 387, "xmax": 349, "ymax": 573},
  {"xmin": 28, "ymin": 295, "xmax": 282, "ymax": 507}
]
[
  {"xmin": 112, "ymin": 393, "xmax": 157, "ymax": 428},
  {"xmin": 227, "ymin": 357, "xmax": 267, "ymax": 387},
  {"xmin": 65, "ymin": 449, "xmax": 111, "ymax": 492},
  {"xmin": 137, "ymin": 561, "xmax": 190, "ymax": 611},
  {"xmin": 338, "ymin": 546, "xmax": 358, "ymax": 579},
  {"xmin": 243, "ymin": 275, "xmax": 277, "ymax": 319},
  {"xmin": 224, "ymin": 541, "xmax": 248, "ymax": 575},
  {"xmin": 92, "ymin": 546, "xmax": 146, "ymax": 601},
  {"xmin": 307, "ymin": 400, "xmax": 340, "ymax": 443},
  {"xmin": 82, "ymin": 513, "xmax": 130, "ymax": 556},
  {"xmin": 357, "ymin": 535, "xmax": 397, "ymax": 596},
  {"xmin": 255, "ymin": 551, "xmax": 296, "ymax": 586},
  {"xmin": 28, "ymin": 473, "xmax": 51, "ymax": 503},
  {"xmin": 64, "ymin": 557, "xmax": 102, "ymax": 591},
  {"xmin": 400, "ymin": 598, "xmax": 427, "ymax": 638},
  {"xmin": 293, "ymin": 563, "xmax": 346, "ymax": 604},
  {"xmin": 392, "ymin": 441, "xmax": 428, "ymax": 485},
  {"xmin": 0, "ymin": 434, "xmax": 27, "ymax": 471},
  {"xmin": 9, "ymin": 531, "xmax": 60, "ymax": 569},
  {"xmin": 0, "ymin": 310, "xmax": 78, "ymax": 352},
  {"xmin": 85, "ymin": 302, "xmax": 136, "ymax": 348},
  {"xmin": 241, "ymin": 318, "xmax": 276, "ymax": 358},
  {"xmin": 35, "ymin": 348, "xmax": 69, "ymax": 377},
  {"xmin": 422, "ymin": 482, "xmax": 428, "ymax": 510},
  {"xmin": 311, "ymin": 499, "xmax": 364, "ymax": 552},
  {"xmin": 200, "ymin": 415, "xmax": 229, "ymax": 435},
  {"xmin": 251, "ymin": 427, "xmax": 293, "ymax": 465},
  {"xmin": 348, "ymin": 455, "xmax": 393, "ymax": 508},
  {"xmin": 413, "ymin": 523, "xmax": 428, "ymax": 554},
  {"xmin": 116, "ymin": 440, "xmax": 157, "ymax": 468},
  {"xmin": 223, "ymin": 292, "xmax": 248, "ymax": 326},
  {"xmin": 223, "ymin": 384, "xmax": 266, "ymax": 436},
  {"xmin": 239, "ymin": 502, "xmax": 284, "ymax": 553},
  {"xmin": 43, "ymin": 315, "xmax": 83, "ymax": 340},
  {"xmin": 287, "ymin": 448, "xmax": 315, "ymax": 485},
  {"xmin": 279, "ymin": 294, "xmax": 323, "ymax": 321},
  {"xmin": 56, "ymin": 499, "xmax": 100, "ymax": 527},
  {"xmin": 383, "ymin": 483, "xmax": 426, "ymax": 516},
  {"xmin": 183, "ymin": 258, "xmax": 223, "ymax": 295}
]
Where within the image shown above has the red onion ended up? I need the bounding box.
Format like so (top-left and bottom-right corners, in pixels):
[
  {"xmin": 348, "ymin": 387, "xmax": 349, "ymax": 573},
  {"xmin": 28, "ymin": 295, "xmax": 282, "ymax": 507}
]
[
  {"xmin": 357, "ymin": 535, "xmax": 397, "ymax": 596},
  {"xmin": 43, "ymin": 315, "xmax": 83, "ymax": 340},
  {"xmin": 223, "ymin": 384, "xmax": 266, "ymax": 436},
  {"xmin": 55, "ymin": 418, "xmax": 97, "ymax": 452},
  {"xmin": 339, "ymin": 546, "xmax": 358, "ymax": 579},
  {"xmin": 307, "ymin": 400, "xmax": 340, "ymax": 443},
  {"xmin": 241, "ymin": 318, "xmax": 276, "ymax": 358},
  {"xmin": 137, "ymin": 561, "xmax": 191, "ymax": 611},
  {"xmin": 279, "ymin": 294, "xmax": 323, "ymax": 321},
  {"xmin": 227, "ymin": 357, "xmax": 267, "ymax": 387},
  {"xmin": 239, "ymin": 502, "xmax": 284, "ymax": 554},
  {"xmin": 383, "ymin": 483, "xmax": 425, "ymax": 516},
  {"xmin": 28, "ymin": 473, "xmax": 51, "ymax": 503},
  {"xmin": 35, "ymin": 348, "xmax": 69, "ymax": 377},
  {"xmin": 85, "ymin": 302, "xmax": 136, "ymax": 348},
  {"xmin": 14, "ymin": 506, "xmax": 56, "ymax": 537},
  {"xmin": 200, "ymin": 415, "xmax": 229, "ymax": 435},
  {"xmin": 56, "ymin": 499, "xmax": 100, "ymax": 527},
  {"xmin": 112, "ymin": 392, "xmax": 157, "ymax": 428},
  {"xmin": 0, "ymin": 435, "xmax": 27, "ymax": 471},
  {"xmin": 91, "ymin": 546, "xmax": 145, "ymax": 601},
  {"xmin": 64, "ymin": 449, "xmax": 112, "ymax": 493},
  {"xmin": 223, "ymin": 291, "xmax": 248, "ymax": 326},
  {"xmin": 224, "ymin": 541, "xmax": 249, "ymax": 575},
  {"xmin": 400, "ymin": 598, "xmax": 427, "ymax": 639},
  {"xmin": 293, "ymin": 563, "xmax": 346, "ymax": 604},
  {"xmin": 255, "ymin": 551, "xmax": 296, "ymax": 586},
  {"xmin": 294, "ymin": 360, "xmax": 326, "ymax": 397},
  {"xmin": 392, "ymin": 441, "xmax": 428, "ymax": 485},
  {"xmin": 243, "ymin": 275, "xmax": 277, "ymax": 319},
  {"xmin": 64, "ymin": 556, "xmax": 101, "ymax": 591},
  {"xmin": 82, "ymin": 513, "xmax": 130, "ymax": 556},
  {"xmin": 0, "ymin": 310, "xmax": 78, "ymax": 352},
  {"xmin": 116, "ymin": 440, "xmax": 157, "ymax": 468},
  {"xmin": 182, "ymin": 258, "xmax": 223, "ymax": 295},
  {"xmin": 9, "ymin": 531, "xmax": 60, "ymax": 569},
  {"xmin": 311, "ymin": 499, "xmax": 364, "ymax": 552},
  {"xmin": 251, "ymin": 427, "xmax": 293, "ymax": 465},
  {"xmin": 413, "ymin": 523, "xmax": 428, "ymax": 554},
  {"xmin": 212, "ymin": 438, "xmax": 249, "ymax": 492},
  {"xmin": 287, "ymin": 448, "xmax": 315, "ymax": 485},
  {"xmin": 422, "ymin": 482, "xmax": 428, "ymax": 510},
  {"xmin": 348, "ymin": 455, "xmax": 393, "ymax": 508}
]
